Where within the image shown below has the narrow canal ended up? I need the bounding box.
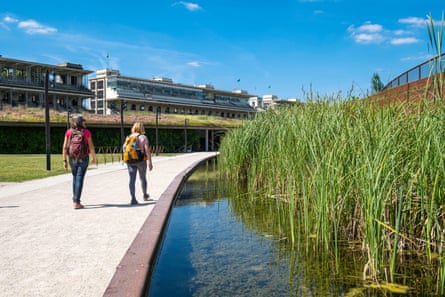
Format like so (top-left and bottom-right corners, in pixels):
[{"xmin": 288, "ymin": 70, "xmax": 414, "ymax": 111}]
[{"xmin": 146, "ymin": 160, "xmax": 438, "ymax": 296}]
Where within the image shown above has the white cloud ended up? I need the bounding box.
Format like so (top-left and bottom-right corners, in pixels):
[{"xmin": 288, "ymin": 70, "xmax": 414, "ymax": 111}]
[
  {"xmin": 187, "ymin": 61, "xmax": 201, "ymax": 67},
  {"xmin": 173, "ymin": 2, "xmax": 202, "ymax": 12},
  {"xmin": 0, "ymin": 15, "xmax": 19, "ymax": 31},
  {"xmin": 348, "ymin": 19, "xmax": 423, "ymax": 46},
  {"xmin": 354, "ymin": 33, "xmax": 384, "ymax": 44},
  {"xmin": 393, "ymin": 29, "xmax": 412, "ymax": 36},
  {"xmin": 399, "ymin": 17, "xmax": 427, "ymax": 28},
  {"xmin": 401, "ymin": 54, "xmax": 433, "ymax": 62},
  {"xmin": 348, "ymin": 23, "xmax": 385, "ymax": 44},
  {"xmin": 4, "ymin": 16, "xmax": 18, "ymax": 23},
  {"xmin": 390, "ymin": 37, "xmax": 419, "ymax": 45},
  {"xmin": 357, "ymin": 22, "xmax": 383, "ymax": 33},
  {"xmin": 18, "ymin": 19, "xmax": 57, "ymax": 35}
]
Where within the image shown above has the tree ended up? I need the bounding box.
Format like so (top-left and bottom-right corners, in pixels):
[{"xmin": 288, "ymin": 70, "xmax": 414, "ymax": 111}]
[{"xmin": 371, "ymin": 72, "xmax": 384, "ymax": 94}]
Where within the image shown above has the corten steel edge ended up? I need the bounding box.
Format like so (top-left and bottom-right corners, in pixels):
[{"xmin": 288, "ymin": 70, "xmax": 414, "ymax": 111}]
[{"xmin": 103, "ymin": 154, "xmax": 216, "ymax": 297}]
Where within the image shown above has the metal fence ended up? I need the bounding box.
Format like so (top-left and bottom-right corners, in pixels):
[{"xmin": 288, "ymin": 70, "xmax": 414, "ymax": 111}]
[
  {"xmin": 383, "ymin": 53, "xmax": 445, "ymax": 90},
  {"xmin": 96, "ymin": 146, "xmax": 122, "ymax": 165}
]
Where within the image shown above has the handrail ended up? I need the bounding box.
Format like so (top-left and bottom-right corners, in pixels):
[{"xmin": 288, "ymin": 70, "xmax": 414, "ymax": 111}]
[{"xmin": 383, "ymin": 52, "xmax": 445, "ymax": 90}]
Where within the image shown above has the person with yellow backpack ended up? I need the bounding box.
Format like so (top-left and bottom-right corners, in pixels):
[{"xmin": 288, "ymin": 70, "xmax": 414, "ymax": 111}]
[{"xmin": 122, "ymin": 122, "xmax": 153, "ymax": 204}]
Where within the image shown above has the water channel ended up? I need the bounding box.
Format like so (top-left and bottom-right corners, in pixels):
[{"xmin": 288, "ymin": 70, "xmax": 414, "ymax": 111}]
[{"xmin": 146, "ymin": 160, "xmax": 440, "ymax": 296}]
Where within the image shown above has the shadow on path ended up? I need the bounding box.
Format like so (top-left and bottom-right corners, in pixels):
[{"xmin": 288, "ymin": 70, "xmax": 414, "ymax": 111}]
[{"xmin": 85, "ymin": 201, "xmax": 157, "ymax": 209}]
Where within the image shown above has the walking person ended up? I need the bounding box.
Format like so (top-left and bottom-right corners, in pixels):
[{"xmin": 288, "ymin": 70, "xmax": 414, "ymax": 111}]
[
  {"xmin": 62, "ymin": 115, "xmax": 96, "ymax": 209},
  {"xmin": 123, "ymin": 122, "xmax": 153, "ymax": 205}
]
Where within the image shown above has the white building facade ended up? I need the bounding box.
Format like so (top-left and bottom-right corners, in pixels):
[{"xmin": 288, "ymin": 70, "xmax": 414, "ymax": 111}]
[{"xmin": 89, "ymin": 69, "xmax": 256, "ymax": 119}]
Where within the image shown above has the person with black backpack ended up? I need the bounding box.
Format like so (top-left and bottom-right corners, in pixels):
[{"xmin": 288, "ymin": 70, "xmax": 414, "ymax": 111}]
[
  {"xmin": 62, "ymin": 115, "xmax": 96, "ymax": 209},
  {"xmin": 123, "ymin": 122, "xmax": 153, "ymax": 205}
]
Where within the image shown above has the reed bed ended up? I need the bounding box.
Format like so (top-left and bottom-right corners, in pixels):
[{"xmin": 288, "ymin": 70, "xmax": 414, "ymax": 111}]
[
  {"xmin": 219, "ymin": 15, "xmax": 445, "ymax": 291},
  {"xmin": 219, "ymin": 98, "xmax": 445, "ymax": 287}
]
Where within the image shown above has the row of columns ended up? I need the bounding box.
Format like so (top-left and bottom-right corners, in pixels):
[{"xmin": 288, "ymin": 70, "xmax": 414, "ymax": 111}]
[{"xmin": 1, "ymin": 89, "xmax": 80, "ymax": 111}]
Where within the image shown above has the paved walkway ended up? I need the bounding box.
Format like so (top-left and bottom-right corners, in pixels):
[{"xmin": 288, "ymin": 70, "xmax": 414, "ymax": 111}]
[{"xmin": 0, "ymin": 152, "xmax": 217, "ymax": 297}]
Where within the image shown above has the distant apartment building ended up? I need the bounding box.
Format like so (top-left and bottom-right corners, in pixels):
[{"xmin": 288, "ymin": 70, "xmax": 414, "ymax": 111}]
[
  {"xmin": 88, "ymin": 69, "xmax": 256, "ymax": 119},
  {"xmin": 262, "ymin": 94, "xmax": 278, "ymax": 109},
  {"xmin": 0, "ymin": 56, "xmax": 92, "ymax": 112}
]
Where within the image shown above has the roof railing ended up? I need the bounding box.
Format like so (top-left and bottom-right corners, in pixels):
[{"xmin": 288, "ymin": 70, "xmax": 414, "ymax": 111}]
[{"xmin": 383, "ymin": 52, "xmax": 445, "ymax": 90}]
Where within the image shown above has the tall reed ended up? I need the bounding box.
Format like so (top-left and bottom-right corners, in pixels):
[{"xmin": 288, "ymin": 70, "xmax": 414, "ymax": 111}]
[
  {"xmin": 426, "ymin": 13, "xmax": 445, "ymax": 293},
  {"xmin": 219, "ymin": 97, "xmax": 445, "ymax": 288},
  {"xmin": 219, "ymin": 14, "xmax": 445, "ymax": 290}
]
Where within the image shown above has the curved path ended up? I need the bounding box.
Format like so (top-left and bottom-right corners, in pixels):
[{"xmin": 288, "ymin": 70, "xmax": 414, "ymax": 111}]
[{"xmin": 0, "ymin": 152, "xmax": 217, "ymax": 297}]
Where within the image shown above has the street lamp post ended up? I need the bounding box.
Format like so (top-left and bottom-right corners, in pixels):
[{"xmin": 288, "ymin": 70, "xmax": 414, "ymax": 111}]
[
  {"xmin": 44, "ymin": 69, "xmax": 51, "ymax": 171},
  {"xmin": 66, "ymin": 107, "xmax": 72, "ymax": 129},
  {"xmin": 184, "ymin": 118, "xmax": 189, "ymax": 153},
  {"xmin": 155, "ymin": 106, "xmax": 161, "ymax": 156},
  {"xmin": 120, "ymin": 100, "xmax": 126, "ymax": 150}
]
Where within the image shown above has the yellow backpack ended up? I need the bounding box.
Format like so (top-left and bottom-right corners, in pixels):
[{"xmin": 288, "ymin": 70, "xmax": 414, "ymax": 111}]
[{"xmin": 123, "ymin": 134, "xmax": 146, "ymax": 163}]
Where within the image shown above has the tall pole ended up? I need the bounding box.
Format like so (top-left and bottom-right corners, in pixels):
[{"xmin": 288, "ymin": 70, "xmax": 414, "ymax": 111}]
[
  {"xmin": 66, "ymin": 107, "xmax": 71, "ymax": 129},
  {"xmin": 184, "ymin": 118, "xmax": 189, "ymax": 153},
  {"xmin": 120, "ymin": 100, "xmax": 125, "ymax": 149},
  {"xmin": 44, "ymin": 70, "xmax": 51, "ymax": 171},
  {"xmin": 155, "ymin": 106, "xmax": 160, "ymax": 156}
]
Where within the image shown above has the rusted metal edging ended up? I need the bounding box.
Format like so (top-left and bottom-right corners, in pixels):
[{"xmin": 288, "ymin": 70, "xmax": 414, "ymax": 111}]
[{"xmin": 103, "ymin": 155, "xmax": 216, "ymax": 297}]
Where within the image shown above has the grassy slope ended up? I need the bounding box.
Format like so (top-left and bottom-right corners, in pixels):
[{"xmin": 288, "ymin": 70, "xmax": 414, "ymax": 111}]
[{"xmin": 0, "ymin": 106, "xmax": 245, "ymax": 128}]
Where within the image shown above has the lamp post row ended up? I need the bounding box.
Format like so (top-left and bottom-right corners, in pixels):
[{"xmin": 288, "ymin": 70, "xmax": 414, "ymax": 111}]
[{"xmin": 120, "ymin": 102, "xmax": 161, "ymax": 156}]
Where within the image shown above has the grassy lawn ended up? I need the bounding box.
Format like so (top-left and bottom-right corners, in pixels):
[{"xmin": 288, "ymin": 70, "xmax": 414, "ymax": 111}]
[
  {"xmin": 0, "ymin": 154, "xmax": 123, "ymax": 183},
  {"xmin": 0, "ymin": 153, "xmax": 178, "ymax": 183},
  {"xmin": 0, "ymin": 106, "xmax": 244, "ymax": 128}
]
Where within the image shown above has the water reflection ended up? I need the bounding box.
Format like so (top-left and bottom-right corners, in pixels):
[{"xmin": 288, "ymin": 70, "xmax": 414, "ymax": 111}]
[{"xmin": 146, "ymin": 160, "xmax": 440, "ymax": 296}]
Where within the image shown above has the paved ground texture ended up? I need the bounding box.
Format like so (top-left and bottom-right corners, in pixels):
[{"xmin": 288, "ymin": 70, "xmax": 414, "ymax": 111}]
[{"xmin": 0, "ymin": 152, "xmax": 217, "ymax": 297}]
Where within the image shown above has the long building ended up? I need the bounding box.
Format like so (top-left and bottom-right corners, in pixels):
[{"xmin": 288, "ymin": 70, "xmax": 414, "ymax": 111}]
[
  {"xmin": 0, "ymin": 56, "xmax": 92, "ymax": 112},
  {"xmin": 88, "ymin": 69, "xmax": 256, "ymax": 119},
  {"xmin": 0, "ymin": 56, "xmax": 256, "ymax": 119}
]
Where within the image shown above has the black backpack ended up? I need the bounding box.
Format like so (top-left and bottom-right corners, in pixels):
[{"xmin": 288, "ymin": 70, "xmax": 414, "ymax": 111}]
[{"xmin": 68, "ymin": 128, "xmax": 88, "ymax": 160}]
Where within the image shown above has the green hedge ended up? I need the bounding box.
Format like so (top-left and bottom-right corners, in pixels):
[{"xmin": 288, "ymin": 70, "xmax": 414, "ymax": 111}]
[{"xmin": 0, "ymin": 126, "xmax": 201, "ymax": 154}]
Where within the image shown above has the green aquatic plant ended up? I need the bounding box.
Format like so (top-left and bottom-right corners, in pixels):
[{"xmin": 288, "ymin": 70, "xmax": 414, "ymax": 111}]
[
  {"xmin": 219, "ymin": 11, "xmax": 445, "ymax": 295},
  {"xmin": 219, "ymin": 97, "xmax": 445, "ymax": 291}
]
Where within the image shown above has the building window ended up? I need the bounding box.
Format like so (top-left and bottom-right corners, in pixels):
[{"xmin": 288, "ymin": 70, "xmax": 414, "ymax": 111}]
[
  {"xmin": 140, "ymin": 105, "xmax": 145, "ymax": 111},
  {"xmin": 97, "ymin": 80, "xmax": 104, "ymax": 89},
  {"xmin": 97, "ymin": 90, "xmax": 103, "ymax": 98},
  {"xmin": 90, "ymin": 81, "xmax": 96, "ymax": 90},
  {"xmin": 60, "ymin": 75, "xmax": 66, "ymax": 84}
]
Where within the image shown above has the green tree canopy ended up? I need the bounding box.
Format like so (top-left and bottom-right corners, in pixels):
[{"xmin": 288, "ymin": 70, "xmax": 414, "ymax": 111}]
[{"xmin": 371, "ymin": 72, "xmax": 384, "ymax": 94}]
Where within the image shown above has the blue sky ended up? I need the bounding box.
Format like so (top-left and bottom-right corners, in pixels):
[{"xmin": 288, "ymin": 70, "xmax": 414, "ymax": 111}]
[{"xmin": 1, "ymin": 1, "xmax": 444, "ymax": 100}]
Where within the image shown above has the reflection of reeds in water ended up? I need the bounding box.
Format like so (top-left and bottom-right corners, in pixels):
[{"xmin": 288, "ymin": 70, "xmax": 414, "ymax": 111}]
[{"xmin": 218, "ymin": 15, "xmax": 445, "ymax": 290}]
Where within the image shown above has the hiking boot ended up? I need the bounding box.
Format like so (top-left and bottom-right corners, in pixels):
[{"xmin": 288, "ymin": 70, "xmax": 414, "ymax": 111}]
[
  {"xmin": 143, "ymin": 194, "xmax": 150, "ymax": 201},
  {"xmin": 73, "ymin": 203, "xmax": 84, "ymax": 209}
]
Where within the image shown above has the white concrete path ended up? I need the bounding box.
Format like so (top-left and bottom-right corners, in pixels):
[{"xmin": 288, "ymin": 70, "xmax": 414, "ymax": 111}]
[{"xmin": 0, "ymin": 152, "xmax": 217, "ymax": 297}]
